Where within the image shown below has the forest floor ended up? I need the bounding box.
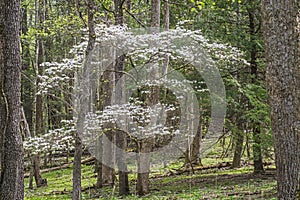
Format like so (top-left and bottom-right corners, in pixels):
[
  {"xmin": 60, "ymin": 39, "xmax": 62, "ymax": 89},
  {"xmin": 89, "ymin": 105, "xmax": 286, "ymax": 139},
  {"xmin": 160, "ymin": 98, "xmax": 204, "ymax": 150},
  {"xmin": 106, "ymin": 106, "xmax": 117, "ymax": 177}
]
[{"xmin": 24, "ymin": 157, "xmax": 277, "ymax": 200}]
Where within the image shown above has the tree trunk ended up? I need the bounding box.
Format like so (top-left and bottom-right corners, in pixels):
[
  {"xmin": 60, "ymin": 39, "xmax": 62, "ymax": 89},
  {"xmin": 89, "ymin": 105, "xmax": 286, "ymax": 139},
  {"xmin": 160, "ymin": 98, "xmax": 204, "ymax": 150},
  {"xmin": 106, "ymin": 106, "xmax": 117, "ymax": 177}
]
[
  {"xmin": 35, "ymin": 0, "xmax": 45, "ymax": 137},
  {"xmin": 261, "ymin": 1, "xmax": 300, "ymax": 199},
  {"xmin": 113, "ymin": 0, "xmax": 130, "ymax": 195},
  {"xmin": 72, "ymin": 0, "xmax": 96, "ymax": 199},
  {"xmin": 252, "ymin": 125, "xmax": 264, "ymax": 173},
  {"xmin": 100, "ymin": 67, "xmax": 115, "ymax": 186},
  {"xmin": 248, "ymin": 6, "xmax": 264, "ymax": 174},
  {"xmin": 30, "ymin": 0, "xmax": 47, "ymax": 188},
  {"xmin": 72, "ymin": 134, "xmax": 82, "ymax": 200},
  {"xmin": 231, "ymin": 84, "xmax": 246, "ymax": 168},
  {"xmin": 231, "ymin": 129, "xmax": 244, "ymax": 168},
  {"xmin": 0, "ymin": 0, "xmax": 5, "ymax": 179},
  {"xmin": 151, "ymin": 0, "xmax": 160, "ymax": 28},
  {"xmin": 137, "ymin": 141, "xmax": 152, "ymax": 196},
  {"xmin": 21, "ymin": 4, "xmax": 34, "ymax": 131},
  {"xmin": 101, "ymin": 131, "xmax": 115, "ymax": 185},
  {"xmin": 136, "ymin": 0, "xmax": 161, "ymax": 195},
  {"xmin": 185, "ymin": 119, "xmax": 202, "ymax": 167},
  {"xmin": 98, "ymin": 44, "xmax": 116, "ymax": 188},
  {"xmin": 0, "ymin": 0, "xmax": 24, "ymax": 199},
  {"xmin": 95, "ymin": 138, "xmax": 103, "ymax": 188}
]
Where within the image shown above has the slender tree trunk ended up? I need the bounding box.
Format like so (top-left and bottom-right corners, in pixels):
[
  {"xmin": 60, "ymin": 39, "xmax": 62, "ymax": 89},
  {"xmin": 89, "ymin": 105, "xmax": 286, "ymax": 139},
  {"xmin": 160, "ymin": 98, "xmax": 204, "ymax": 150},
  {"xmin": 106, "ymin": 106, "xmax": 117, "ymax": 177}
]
[
  {"xmin": 100, "ymin": 63, "xmax": 115, "ymax": 186},
  {"xmin": 261, "ymin": 1, "xmax": 300, "ymax": 199},
  {"xmin": 95, "ymin": 138, "xmax": 103, "ymax": 188},
  {"xmin": 185, "ymin": 122, "xmax": 203, "ymax": 167},
  {"xmin": 0, "ymin": 0, "xmax": 24, "ymax": 199},
  {"xmin": 151, "ymin": 0, "xmax": 160, "ymax": 28},
  {"xmin": 248, "ymin": 6, "xmax": 264, "ymax": 174},
  {"xmin": 35, "ymin": 0, "xmax": 45, "ymax": 137},
  {"xmin": 73, "ymin": 0, "xmax": 96, "ymax": 199},
  {"xmin": 0, "ymin": 0, "xmax": 5, "ymax": 179},
  {"xmin": 113, "ymin": 0, "xmax": 130, "ymax": 195},
  {"xmin": 21, "ymin": 5, "xmax": 34, "ymax": 131},
  {"xmin": 136, "ymin": 0, "xmax": 161, "ymax": 195},
  {"xmin": 72, "ymin": 133, "xmax": 82, "ymax": 200},
  {"xmin": 30, "ymin": 0, "xmax": 47, "ymax": 188},
  {"xmin": 252, "ymin": 125, "xmax": 264, "ymax": 173}
]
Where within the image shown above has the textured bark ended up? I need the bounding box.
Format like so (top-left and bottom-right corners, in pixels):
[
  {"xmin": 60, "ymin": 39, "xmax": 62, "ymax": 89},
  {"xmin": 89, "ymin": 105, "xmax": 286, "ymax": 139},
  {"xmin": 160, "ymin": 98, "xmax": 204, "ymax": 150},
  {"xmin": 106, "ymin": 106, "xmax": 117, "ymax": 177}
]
[
  {"xmin": 163, "ymin": 0, "xmax": 169, "ymax": 31},
  {"xmin": 261, "ymin": 1, "xmax": 300, "ymax": 199},
  {"xmin": 231, "ymin": 78, "xmax": 246, "ymax": 168},
  {"xmin": 232, "ymin": 134, "xmax": 244, "ymax": 168},
  {"xmin": 151, "ymin": 0, "xmax": 160, "ymax": 28},
  {"xmin": 0, "ymin": 0, "xmax": 24, "ymax": 199},
  {"xmin": 252, "ymin": 126, "xmax": 264, "ymax": 173},
  {"xmin": 0, "ymin": 0, "xmax": 5, "ymax": 179},
  {"xmin": 248, "ymin": 6, "xmax": 264, "ymax": 174}
]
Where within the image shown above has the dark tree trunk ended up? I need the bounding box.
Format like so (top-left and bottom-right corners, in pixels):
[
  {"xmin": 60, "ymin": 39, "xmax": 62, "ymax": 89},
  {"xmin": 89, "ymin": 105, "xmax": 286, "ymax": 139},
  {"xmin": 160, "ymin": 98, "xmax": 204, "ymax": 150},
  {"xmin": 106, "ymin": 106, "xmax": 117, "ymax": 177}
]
[
  {"xmin": 248, "ymin": 6, "xmax": 264, "ymax": 174},
  {"xmin": 231, "ymin": 126, "xmax": 244, "ymax": 168},
  {"xmin": 252, "ymin": 126, "xmax": 264, "ymax": 173},
  {"xmin": 261, "ymin": 0, "xmax": 300, "ymax": 199},
  {"xmin": 72, "ymin": 134, "xmax": 82, "ymax": 200},
  {"xmin": 0, "ymin": 0, "xmax": 5, "ymax": 179},
  {"xmin": 0, "ymin": 0, "xmax": 24, "ymax": 199},
  {"xmin": 113, "ymin": 0, "xmax": 129, "ymax": 195}
]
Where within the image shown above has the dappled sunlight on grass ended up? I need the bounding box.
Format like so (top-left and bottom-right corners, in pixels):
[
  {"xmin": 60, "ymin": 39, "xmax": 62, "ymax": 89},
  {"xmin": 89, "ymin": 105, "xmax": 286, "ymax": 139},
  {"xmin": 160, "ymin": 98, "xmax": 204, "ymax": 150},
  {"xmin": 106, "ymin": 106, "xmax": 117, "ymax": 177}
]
[{"xmin": 24, "ymin": 156, "xmax": 277, "ymax": 199}]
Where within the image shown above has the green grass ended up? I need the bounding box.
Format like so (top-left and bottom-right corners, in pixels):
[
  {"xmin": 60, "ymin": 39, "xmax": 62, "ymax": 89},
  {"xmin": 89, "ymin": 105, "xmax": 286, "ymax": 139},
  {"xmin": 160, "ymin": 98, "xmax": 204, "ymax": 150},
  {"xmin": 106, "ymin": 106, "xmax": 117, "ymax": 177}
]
[{"xmin": 24, "ymin": 159, "xmax": 277, "ymax": 200}]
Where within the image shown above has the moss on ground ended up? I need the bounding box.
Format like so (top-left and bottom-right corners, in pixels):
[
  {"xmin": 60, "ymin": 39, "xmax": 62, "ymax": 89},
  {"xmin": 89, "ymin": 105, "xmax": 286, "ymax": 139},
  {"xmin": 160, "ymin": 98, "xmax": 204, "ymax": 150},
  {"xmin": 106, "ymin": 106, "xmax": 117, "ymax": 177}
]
[{"xmin": 24, "ymin": 158, "xmax": 277, "ymax": 200}]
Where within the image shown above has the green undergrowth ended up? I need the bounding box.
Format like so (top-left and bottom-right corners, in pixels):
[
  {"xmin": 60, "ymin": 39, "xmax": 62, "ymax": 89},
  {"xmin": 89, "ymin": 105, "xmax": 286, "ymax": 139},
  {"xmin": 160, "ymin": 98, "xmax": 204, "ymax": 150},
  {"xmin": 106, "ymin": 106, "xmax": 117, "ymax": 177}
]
[{"xmin": 24, "ymin": 158, "xmax": 277, "ymax": 200}]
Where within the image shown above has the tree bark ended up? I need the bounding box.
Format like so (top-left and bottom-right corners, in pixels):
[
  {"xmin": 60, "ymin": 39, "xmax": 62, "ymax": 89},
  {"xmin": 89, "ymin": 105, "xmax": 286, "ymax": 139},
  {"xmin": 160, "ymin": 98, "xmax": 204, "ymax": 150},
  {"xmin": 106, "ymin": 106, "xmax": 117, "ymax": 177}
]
[
  {"xmin": 100, "ymin": 64, "xmax": 115, "ymax": 186},
  {"xmin": 21, "ymin": 4, "xmax": 34, "ymax": 131},
  {"xmin": 30, "ymin": 0, "xmax": 47, "ymax": 188},
  {"xmin": 248, "ymin": 5, "xmax": 264, "ymax": 174},
  {"xmin": 231, "ymin": 122, "xmax": 244, "ymax": 168},
  {"xmin": 261, "ymin": 0, "xmax": 300, "ymax": 199},
  {"xmin": 72, "ymin": 0, "xmax": 96, "ymax": 199},
  {"xmin": 185, "ymin": 118, "xmax": 202, "ymax": 167},
  {"xmin": 0, "ymin": 0, "xmax": 24, "ymax": 199},
  {"xmin": 137, "ymin": 141, "xmax": 152, "ymax": 196},
  {"xmin": 151, "ymin": 0, "xmax": 160, "ymax": 28},
  {"xmin": 113, "ymin": 0, "xmax": 130, "ymax": 195},
  {"xmin": 0, "ymin": 0, "xmax": 5, "ymax": 180},
  {"xmin": 136, "ymin": 0, "xmax": 161, "ymax": 195}
]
